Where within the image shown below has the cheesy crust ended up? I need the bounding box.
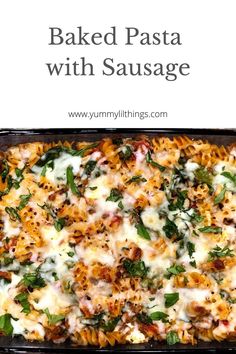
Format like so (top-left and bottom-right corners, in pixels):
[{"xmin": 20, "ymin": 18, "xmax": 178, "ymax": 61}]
[{"xmin": 0, "ymin": 135, "xmax": 236, "ymax": 347}]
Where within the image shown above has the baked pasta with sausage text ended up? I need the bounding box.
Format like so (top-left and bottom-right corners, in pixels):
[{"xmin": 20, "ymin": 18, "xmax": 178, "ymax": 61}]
[{"xmin": 0, "ymin": 135, "xmax": 236, "ymax": 346}]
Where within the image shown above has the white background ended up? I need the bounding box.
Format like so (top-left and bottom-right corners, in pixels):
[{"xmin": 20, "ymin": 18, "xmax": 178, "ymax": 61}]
[{"xmin": 0, "ymin": 0, "xmax": 235, "ymax": 128}]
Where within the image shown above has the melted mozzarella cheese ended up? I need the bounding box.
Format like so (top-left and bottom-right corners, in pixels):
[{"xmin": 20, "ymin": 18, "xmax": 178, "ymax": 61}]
[
  {"xmin": 177, "ymin": 288, "xmax": 211, "ymax": 322},
  {"xmin": 185, "ymin": 161, "xmax": 199, "ymax": 180},
  {"xmin": 76, "ymin": 245, "xmax": 115, "ymax": 267},
  {"xmin": 32, "ymin": 284, "xmax": 72, "ymax": 313},
  {"xmin": 0, "ymin": 274, "xmax": 21, "ymax": 311},
  {"xmin": 213, "ymin": 162, "xmax": 236, "ymax": 192},
  {"xmin": 85, "ymin": 175, "xmax": 110, "ymax": 200},
  {"xmin": 40, "ymin": 226, "xmax": 77, "ymax": 278},
  {"xmin": 85, "ymin": 174, "xmax": 119, "ymax": 217},
  {"xmin": 115, "ymin": 217, "xmax": 148, "ymax": 245},
  {"xmin": 180, "ymin": 235, "xmax": 210, "ymax": 265},
  {"xmin": 141, "ymin": 207, "xmax": 165, "ymax": 232},
  {"xmin": 126, "ymin": 324, "xmax": 146, "ymax": 343},
  {"xmin": 32, "ymin": 152, "xmax": 81, "ymax": 184},
  {"xmin": 17, "ymin": 318, "xmax": 45, "ymax": 338},
  {"xmin": 226, "ymin": 265, "xmax": 236, "ymax": 289},
  {"xmin": 3, "ymin": 216, "xmax": 21, "ymax": 237},
  {"xmin": 67, "ymin": 307, "xmax": 84, "ymax": 333},
  {"xmin": 11, "ymin": 318, "xmax": 26, "ymax": 335}
]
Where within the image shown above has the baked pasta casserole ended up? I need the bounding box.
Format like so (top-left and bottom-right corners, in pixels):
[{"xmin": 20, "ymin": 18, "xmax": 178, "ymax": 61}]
[{"xmin": 0, "ymin": 135, "xmax": 236, "ymax": 347}]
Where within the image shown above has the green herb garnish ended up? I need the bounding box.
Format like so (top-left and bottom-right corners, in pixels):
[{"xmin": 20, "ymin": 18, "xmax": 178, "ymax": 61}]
[
  {"xmin": 100, "ymin": 317, "xmax": 120, "ymax": 332},
  {"xmin": 14, "ymin": 292, "xmax": 30, "ymax": 314},
  {"xmin": 44, "ymin": 308, "xmax": 65, "ymax": 325},
  {"xmin": 66, "ymin": 166, "xmax": 81, "ymax": 196},
  {"xmin": 150, "ymin": 311, "xmax": 169, "ymax": 322},
  {"xmin": 106, "ymin": 188, "xmax": 123, "ymax": 202},
  {"xmin": 190, "ymin": 260, "xmax": 197, "ymax": 268},
  {"xmin": 166, "ymin": 331, "xmax": 180, "ymax": 345},
  {"xmin": 190, "ymin": 212, "xmax": 204, "ymax": 224},
  {"xmin": 214, "ymin": 186, "xmax": 226, "ymax": 205},
  {"xmin": 41, "ymin": 160, "xmax": 54, "ymax": 177},
  {"xmin": 127, "ymin": 175, "xmax": 147, "ymax": 184},
  {"xmin": 168, "ymin": 190, "xmax": 187, "ymax": 211},
  {"xmin": 54, "ymin": 218, "xmax": 66, "ymax": 232},
  {"xmin": 76, "ymin": 143, "xmax": 99, "ymax": 157},
  {"xmin": 3, "ymin": 256, "xmax": 14, "ymax": 266},
  {"xmin": 221, "ymin": 171, "xmax": 236, "ymax": 185},
  {"xmin": 146, "ymin": 151, "xmax": 165, "ymax": 172},
  {"xmin": 208, "ymin": 245, "xmax": 234, "ymax": 260},
  {"xmin": 21, "ymin": 272, "xmax": 46, "ymax": 289},
  {"xmin": 194, "ymin": 167, "xmax": 212, "ymax": 189},
  {"xmin": 123, "ymin": 259, "xmax": 149, "ymax": 278},
  {"xmin": 199, "ymin": 226, "xmax": 222, "ymax": 233},
  {"xmin": 84, "ymin": 160, "xmax": 97, "ymax": 176},
  {"xmin": 36, "ymin": 147, "xmax": 63, "ymax": 167},
  {"xmin": 0, "ymin": 166, "xmax": 24, "ymax": 197},
  {"xmin": 119, "ymin": 146, "xmax": 133, "ymax": 161},
  {"xmin": 135, "ymin": 223, "xmax": 151, "ymax": 240},
  {"xmin": 52, "ymin": 272, "xmax": 59, "ymax": 281},
  {"xmin": 0, "ymin": 160, "xmax": 9, "ymax": 182},
  {"xmin": 163, "ymin": 218, "xmax": 179, "ymax": 238},
  {"xmin": 0, "ymin": 314, "xmax": 13, "ymax": 336},
  {"xmin": 166, "ymin": 264, "xmax": 185, "ymax": 276},
  {"xmin": 5, "ymin": 207, "xmax": 21, "ymax": 221},
  {"xmin": 38, "ymin": 202, "xmax": 55, "ymax": 218},
  {"xmin": 18, "ymin": 191, "xmax": 32, "ymax": 211},
  {"xmin": 164, "ymin": 293, "xmax": 179, "ymax": 308},
  {"xmin": 118, "ymin": 201, "xmax": 124, "ymax": 210},
  {"xmin": 67, "ymin": 251, "xmax": 74, "ymax": 257},
  {"xmin": 89, "ymin": 186, "xmax": 97, "ymax": 191},
  {"xmin": 187, "ymin": 241, "xmax": 195, "ymax": 258},
  {"xmin": 219, "ymin": 290, "xmax": 236, "ymax": 304},
  {"xmin": 137, "ymin": 312, "xmax": 152, "ymax": 324}
]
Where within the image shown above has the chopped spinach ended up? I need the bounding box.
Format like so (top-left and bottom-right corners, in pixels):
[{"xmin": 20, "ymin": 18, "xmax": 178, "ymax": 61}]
[
  {"xmin": 135, "ymin": 222, "xmax": 151, "ymax": 240},
  {"xmin": 168, "ymin": 190, "xmax": 188, "ymax": 211},
  {"xmin": 18, "ymin": 191, "xmax": 32, "ymax": 211},
  {"xmin": 166, "ymin": 331, "xmax": 180, "ymax": 345},
  {"xmin": 150, "ymin": 311, "xmax": 169, "ymax": 322},
  {"xmin": 84, "ymin": 160, "xmax": 97, "ymax": 176},
  {"xmin": 100, "ymin": 316, "xmax": 121, "ymax": 332},
  {"xmin": 199, "ymin": 226, "xmax": 222, "ymax": 233},
  {"xmin": 66, "ymin": 166, "xmax": 81, "ymax": 196},
  {"xmin": 106, "ymin": 188, "xmax": 123, "ymax": 202},
  {"xmin": 0, "ymin": 314, "xmax": 13, "ymax": 336},
  {"xmin": 119, "ymin": 146, "xmax": 133, "ymax": 161},
  {"xmin": 123, "ymin": 259, "xmax": 149, "ymax": 278},
  {"xmin": 194, "ymin": 167, "xmax": 213, "ymax": 189},
  {"xmin": 214, "ymin": 186, "xmax": 226, "ymax": 205},
  {"xmin": 137, "ymin": 312, "xmax": 152, "ymax": 324},
  {"xmin": 5, "ymin": 207, "xmax": 21, "ymax": 221},
  {"xmin": 146, "ymin": 151, "xmax": 165, "ymax": 172},
  {"xmin": 208, "ymin": 245, "xmax": 234, "ymax": 260},
  {"xmin": 44, "ymin": 308, "xmax": 65, "ymax": 325},
  {"xmin": 187, "ymin": 241, "xmax": 195, "ymax": 258},
  {"xmin": 14, "ymin": 292, "xmax": 30, "ymax": 314},
  {"xmin": 221, "ymin": 171, "xmax": 236, "ymax": 185},
  {"xmin": 54, "ymin": 218, "xmax": 66, "ymax": 232},
  {"xmin": 21, "ymin": 272, "xmax": 46, "ymax": 289},
  {"xmin": 163, "ymin": 218, "xmax": 179, "ymax": 239},
  {"xmin": 127, "ymin": 175, "xmax": 147, "ymax": 184},
  {"xmin": 0, "ymin": 160, "xmax": 9, "ymax": 182},
  {"xmin": 164, "ymin": 293, "xmax": 179, "ymax": 308},
  {"xmin": 166, "ymin": 264, "xmax": 185, "ymax": 276}
]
